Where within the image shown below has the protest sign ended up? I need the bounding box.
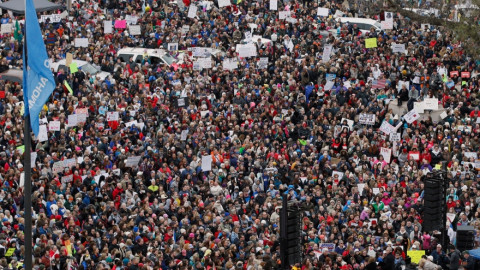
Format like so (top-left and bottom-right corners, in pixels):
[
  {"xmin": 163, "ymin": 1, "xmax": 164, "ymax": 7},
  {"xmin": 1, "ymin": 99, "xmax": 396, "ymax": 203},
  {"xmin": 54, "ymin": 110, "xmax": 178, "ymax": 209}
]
[
  {"xmin": 48, "ymin": 120, "xmax": 61, "ymax": 131},
  {"xmin": 125, "ymin": 156, "xmax": 141, "ymax": 167},
  {"xmin": 129, "ymin": 25, "xmax": 141, "ymax": 35},
  {"xmin": 114, "ymin": 20, "xmax": 127, "ymax": 28},
  {"xmin": 218, "ymin": 0, "xmax": 230, "ymax": 7},
  {"xmin": 358, "ymin": 113, "xmax": 375, "ymax": 125},
  {"xmin": 322, "ymin": 44, "xmax": 333, "ymax": 63},
  {"xmin": 380, "ymin": 147, "xmax": 392, "ymax": 163},
  {"xmin": 379, "ymin": 121, "xmax": 395, "ymax": 135},
  {"xmin": 1, "ymin": 23, "xmax": 12, "ymax": 34},
  {"xmin": 408, "ymin": 250, "xmax": 425, "ymax": 264},
  {"xmin": 37, "ymin": 125, "xmax": 48, "ymax": 142},
  {"xmin": 269, "ymin": 0, "xmax": 277, "ymax": 10},
  {"xmin": 188, "ymin": 5, "xmax": 197, "ymax": 18},
  {"xmin": 365, "ymin": 38, "xmax": 377, "ymax": 48},
  {"xmin": 423, "ymin": 98, "xmax": 438, "ymax": 110},
  {"xmin": 317, "ymin": 7, "xmax": 329, "ymax": 16},
  {"xmin": 390, "ymin": 133, "xmax": 401, "ymax": 142},
  {"xmin": 391, "ymin": 43, "xmax": 405, "ymax": 54},
  {"xmin": 104, "ymin": 20, "xmax": 113, "ymax": 33},
  {"xmin": 403, "ymin": 109, "xmax": 420, "ymax": 123},
  {"xmin": 202, "ymin": 155, "xmax": 212, "ymax": 171},
  {"xmin": 74, "ymin": 38, "xmax": 88, "ymax": 47},
  {"xmin": 107, "ymin": 112, "xmax": 119, "ymax": 121}
]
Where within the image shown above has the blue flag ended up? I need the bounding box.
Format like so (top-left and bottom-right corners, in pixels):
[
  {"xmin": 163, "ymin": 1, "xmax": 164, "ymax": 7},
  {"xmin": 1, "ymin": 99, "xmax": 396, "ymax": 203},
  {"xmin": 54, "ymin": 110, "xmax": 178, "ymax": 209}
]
[
  {"xmin": 23, "ymin": 0, "xmax": 56, "ymax": 136},
  {"xmin": 305, "ymin": 85, "xmax": 314, "ymax": 104}
]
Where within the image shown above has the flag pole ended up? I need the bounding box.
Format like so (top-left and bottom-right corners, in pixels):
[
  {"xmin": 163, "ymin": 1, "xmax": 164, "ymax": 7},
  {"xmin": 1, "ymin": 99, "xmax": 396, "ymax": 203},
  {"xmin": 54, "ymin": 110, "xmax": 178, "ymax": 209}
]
[{"xmin": 23, "ymin": 4, "xmax": 33, "ymax": 270}]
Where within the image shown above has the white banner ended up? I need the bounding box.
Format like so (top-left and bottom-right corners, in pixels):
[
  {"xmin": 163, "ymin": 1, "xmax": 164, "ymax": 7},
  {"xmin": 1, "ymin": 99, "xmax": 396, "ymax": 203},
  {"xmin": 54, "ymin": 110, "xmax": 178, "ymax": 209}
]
[
  {"xmin": 258, "ymin": 57, "xmax": 268, "ymax": 69},
  {"xmin": 390, "ymin": 133, "xmax": 401, "ymax": 142},
  {"xmin": 279, "ymin": 11, "xmax": 291, "ymax": 19},
  {"xmin": 223, "ymin": 58, "xmax": 238, "ymax": 70},
  {"xmin": 237, "ymin": 44, "xmax": 257, "ymax": 58},
  {"xmin": 201, "ymin": 155, "xmax": 212, "ymax": 171}
]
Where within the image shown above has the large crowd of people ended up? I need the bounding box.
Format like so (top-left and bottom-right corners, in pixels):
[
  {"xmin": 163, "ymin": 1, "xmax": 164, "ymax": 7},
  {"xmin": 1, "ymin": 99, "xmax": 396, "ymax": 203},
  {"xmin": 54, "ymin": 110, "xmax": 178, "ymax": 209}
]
[{"xmin": 0, "ymin": 0, "xmax": 480, "ymax": 269}]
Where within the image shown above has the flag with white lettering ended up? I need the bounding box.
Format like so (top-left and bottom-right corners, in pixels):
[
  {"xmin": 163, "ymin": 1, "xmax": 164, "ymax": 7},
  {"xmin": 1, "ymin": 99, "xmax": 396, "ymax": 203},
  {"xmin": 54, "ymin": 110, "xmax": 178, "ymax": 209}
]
[{"xmin": 23, "ymin": 0, "xmax": 56, "ymax": 136}]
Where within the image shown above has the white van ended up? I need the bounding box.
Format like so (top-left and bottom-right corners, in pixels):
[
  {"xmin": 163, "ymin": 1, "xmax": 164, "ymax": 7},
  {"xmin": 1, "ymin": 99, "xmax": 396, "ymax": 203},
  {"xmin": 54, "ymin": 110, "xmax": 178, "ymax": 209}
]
[
  {"xmin": 117, "ymin": 48, "xmax": 184, "ymax": 67},
  {"xmin": 337, "ymin": 17, "xmax": 382, "ymax": 35}
]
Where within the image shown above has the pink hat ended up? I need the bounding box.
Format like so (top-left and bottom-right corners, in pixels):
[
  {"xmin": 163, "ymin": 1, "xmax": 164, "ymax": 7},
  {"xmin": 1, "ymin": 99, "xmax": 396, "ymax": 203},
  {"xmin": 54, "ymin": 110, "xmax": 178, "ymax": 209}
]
[{"xmin": 189, "ymin": 233, "xmax": 195, "ymax": 238}]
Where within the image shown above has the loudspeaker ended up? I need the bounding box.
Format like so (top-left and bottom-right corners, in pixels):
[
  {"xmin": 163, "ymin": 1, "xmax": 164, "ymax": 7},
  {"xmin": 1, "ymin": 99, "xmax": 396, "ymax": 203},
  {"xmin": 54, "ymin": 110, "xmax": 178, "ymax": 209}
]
[
  {"xmin": 456, "ymin": 226, "xmax": 475, "ymax": 251},
  {"xmin": 422, "ymin": 177, "xmax": 445, "ymax": 233}
]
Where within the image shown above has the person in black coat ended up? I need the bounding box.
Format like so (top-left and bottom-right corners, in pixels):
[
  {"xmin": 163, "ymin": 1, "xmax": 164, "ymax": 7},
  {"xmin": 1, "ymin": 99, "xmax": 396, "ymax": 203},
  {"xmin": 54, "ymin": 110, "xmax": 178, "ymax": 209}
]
[{"xmin": 382, "ymin": 247, "xmax": 395, "ymax": 270}]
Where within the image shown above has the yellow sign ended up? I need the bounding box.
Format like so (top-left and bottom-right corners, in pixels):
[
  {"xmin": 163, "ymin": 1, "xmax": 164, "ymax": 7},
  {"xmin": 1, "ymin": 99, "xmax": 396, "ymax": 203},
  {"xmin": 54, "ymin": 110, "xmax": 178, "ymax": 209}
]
[
  {"xmin": 5, "ymin": 248, "xmax": 15, "ymax": 257},
  {"xmin": 408, "ymin": 250, "xmax": 425, "ymax": 264},
  {"xmin": 16, "ymin": 145, "xmax": 25, "ymax": 155},
  {"xmin": 365, "ymin": 38, "xmax": 377, "ymax": 48},
  {"xmin": 64, "ymin": 80, "xmax": 73, "ymax": 95}
]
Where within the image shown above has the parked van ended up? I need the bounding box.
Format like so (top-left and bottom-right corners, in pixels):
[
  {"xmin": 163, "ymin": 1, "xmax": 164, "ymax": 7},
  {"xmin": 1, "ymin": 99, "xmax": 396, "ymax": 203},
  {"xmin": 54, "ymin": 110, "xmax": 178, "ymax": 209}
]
[
  {"xmin": 116, "ymin": 48, "xmax": 184, "ymax": 66},
  {"xmin": 336, "ymin": 17, "xmax": 381, "ymax": 35}
]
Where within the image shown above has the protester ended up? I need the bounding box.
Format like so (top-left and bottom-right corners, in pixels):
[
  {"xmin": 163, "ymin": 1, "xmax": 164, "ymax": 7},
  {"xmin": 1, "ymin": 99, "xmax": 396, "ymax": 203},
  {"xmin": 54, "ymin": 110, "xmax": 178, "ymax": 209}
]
[{"xmin": 0, "ymin": 0, "xmax": 480, "ymax": 269}]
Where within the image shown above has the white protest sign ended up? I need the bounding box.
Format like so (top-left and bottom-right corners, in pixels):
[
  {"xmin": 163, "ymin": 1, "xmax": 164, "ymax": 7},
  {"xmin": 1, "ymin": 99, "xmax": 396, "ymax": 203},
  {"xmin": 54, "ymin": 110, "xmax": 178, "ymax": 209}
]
[
  {"xmin": 372, "ymin": 188, "xmax": 380, "ymax": 195},
  {"xmin": 237, "ymin": 44, "xmax": 257, "ymax": 58},
  {"xmin": 1, "ymin": 23, "xmax": 12, "ymax": 34},
  {"xmin": 104, "ymin": 20, "xmax": 113, "ymax": 34},
  {"xmin": 20, "ymin": 173, "xmax": 25, "ymax": 187},
  {"xmin": 465, "ymin": 152, "xmax": 478, "ymax": 159},
  {"xmin": 64, "ymin": 158, "xmax": 76, "ymax": 168},
  {"xmin": 317, "ymin": 7, "xmax": 329, "ymax": 16},
  {"xmin": 181, "ymin": 25, "xmax": 190, "ymax": 34},
  {"xmin": 198, "ymin": 57, "xmax": 212, "ymax": 69},
  {"xmin": 423, "ymin": 98, "xmax": 438, "ymax": 111},
  {"xmin": 414, "ymin": 102, "xmax": 425, "ymax": 113},
  {"xmin": 324, "ymin": 81, "xmax": 335, "ymax": 91},
  {"xmin": 30, "ymin": 152, "xmax": 37, "ymax": 168},
  {"xmin": 218, "ymin": 0, "xmax": 230, "ymax": 7},
  {"xmin": 201, "ymin": 155, "xmax": 212, "ymax": 171},
  {"xmin": 403, "ymin": 109, "xmax": 420, "ymax": 124},
  {"xmin": 129, "ymin": 25, "xmax": 141, "ymax": 35},
  {"xmin": 390, "ymin": 133, "xmax": 401, "ymax": 142},
  {"xmin": 48, "ymin": 120, "xmax": 61, "ymax": 131},
  {"xmin": 125, "ymin": 15, "xmax": 138, "ymax": 25},
  {"xmin": 107, "ymin": 111, "xmax": 119, "ymax": 121},
  {"xmin": 181, "ymin": 130, "xmax": 188, "ymax": 141},
  {"xmin": 244, "ymin": 31, "xmax": 253, "ymax": 43},
  {"xmin": 188, "ymin": 5, "xmax": 197, "ymax": 18},
  {"xmin": 52, "ymin": 161, "xmax": 64, "ymax": 174},
  {"xmin": 125, "ymin": 156, "xmax": 141, "ymax": 167},
  {"xmin": 270, "ymin": 0, "xmax": 277, "ymax": 10},
  {"xmin": 357, "ymin": 184, "xmax": 365, "ymax": 195},
  {"xmin": 381, "ymin": 20, "xmax": 393, "ymax": 30},
  {"xmin": 61, "ymin": 175, "xmax": 73, "ymax": 183},
  {"xmin": 37, "ymin": 125, "xmax": 48, "ymax": 142},
  {"xmin": 258, "ymin": 57, "xmax": 268, "ymax": 69},
  {"xmin": 168, "ymin": 43, "xmax": 178, "ymax": 51},
  {"xmin": 359, "ymin": 113, "xmax": 376, "ymax": 125},
  {"xmin": 67, "ymin": 114, "xmax": 78, "ymax": 127},
  {"xmin": 322, "ymin": 44, "xmax": 333, "ymax": 63},
  {"xmin": 392, "ymin": 43, "xmax": 405, "ymax": 54},
  {"xmin": 379, "ymin": 121, "xmax": 395, "ymax": 135},
  {"xmin": 223, "ymin": 58, "xmax": 238, "ymax": 70},
  {"xmin": 40, "ymin": 14, "xmax": 61, "ymax": 23},
  {"xmin": 440, "ymin": 111, "xmax": 448, "ymax": 119},
  {"xmin": 279, "ymin": 11, "xmax": 291, "ymax": 19},
  {"xmin": 74, "ymin": 38, "xmax": 89, "ymax": 48},
  {"xmin": 380, "ymin": 147, "xmax": 392, "ymax": 163}
]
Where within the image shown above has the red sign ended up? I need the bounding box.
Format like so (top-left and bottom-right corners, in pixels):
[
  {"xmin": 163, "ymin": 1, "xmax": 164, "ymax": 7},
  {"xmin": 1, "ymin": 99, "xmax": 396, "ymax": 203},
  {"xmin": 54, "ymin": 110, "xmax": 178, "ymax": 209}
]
[
  {"xmin": 461, "ymin": 72, "xmax": 470, "ymax": 78},
  {"xmin": 0, "ymin": 91, "xmax": 5, "ymax": 99},
  {"xmin": 450, "ymin": 71, "xmax": 459, "ymax": 77}
]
